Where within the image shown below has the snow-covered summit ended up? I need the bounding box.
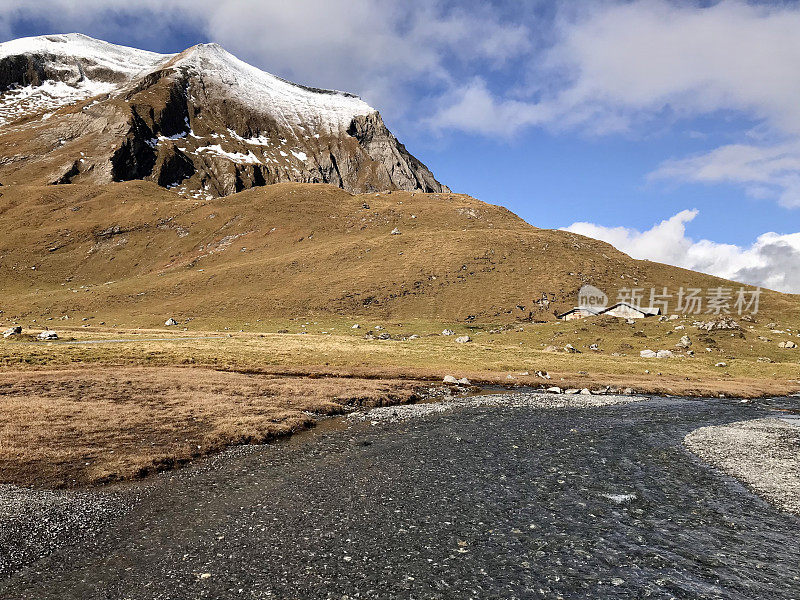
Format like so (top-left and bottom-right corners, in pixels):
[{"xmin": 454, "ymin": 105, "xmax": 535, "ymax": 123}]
[
  {"xmin": 0, "ymin": 33, "xmax": 447, "ymax": 196},
  {"xmin": 168, "ymin": 43, "xmax": 374, "ymax": 134},
  {"xmin": 0, "ymin": 34, "xmax": 374, "ymax": 134},
  {"xmin": 0, "ymin": 33, "xmax": 169, "ymax": 81},
  {"xmin": 0, "ymin": 34, "xmax": 170, "ymax": 126}
]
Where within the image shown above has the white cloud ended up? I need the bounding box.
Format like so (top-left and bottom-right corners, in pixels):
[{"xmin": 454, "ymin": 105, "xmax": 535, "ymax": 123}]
[
  {"xmin": 649, "ymin": 141, "xmax": 800, "ymax": 208},
  {"xmin": 564, "ymin": 211, "xmax": 800, "ymax": 294},
  {"xmin": 428, "ymin": 77, "xmax": 551, "ymax": 136},
  {"xmin": 0, "ymin": 0, "xmax": 531, "ymax": 119},
  {"xmin": 545, "ymin": 0, "xmax": 800, "ymax": 133},
  {"xmin": 427, "ymin": 0, "xmax": 800, "ymax": 204}
]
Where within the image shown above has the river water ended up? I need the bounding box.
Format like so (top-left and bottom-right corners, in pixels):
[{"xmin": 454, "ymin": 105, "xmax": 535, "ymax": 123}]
[{"xmin": 1, "ymin": 394, "xmax": 799, "ymax": 599}]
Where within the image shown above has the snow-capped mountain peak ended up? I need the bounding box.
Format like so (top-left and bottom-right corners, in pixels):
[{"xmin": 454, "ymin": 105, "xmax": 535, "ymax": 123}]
[
  {"xmin": 0, "ymin": 34, "xmax": 447, "ymax": 197},
  {"xmin": 167, "ymin": 42, "xmax": 374, "ymax": 135}
]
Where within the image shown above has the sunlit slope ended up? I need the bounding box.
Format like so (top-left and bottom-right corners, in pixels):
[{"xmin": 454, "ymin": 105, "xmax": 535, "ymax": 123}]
[{"xmin": 0, "ymin": 181, "xmax": 795, "ymax": 324}]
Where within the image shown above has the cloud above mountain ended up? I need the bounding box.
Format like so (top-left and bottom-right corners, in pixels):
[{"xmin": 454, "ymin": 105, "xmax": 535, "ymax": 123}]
[
  {"xmin": 564, "ymin": 211, "xmax": 800, "ymax": 294},
  {"xmin": 0, "ymin": 0, "xmax": 530, "ymax": 118}
]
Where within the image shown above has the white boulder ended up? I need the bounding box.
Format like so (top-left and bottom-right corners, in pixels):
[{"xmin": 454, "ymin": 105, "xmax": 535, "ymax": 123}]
[{"xmin": 2, "ymin": 326, "xmax": 22, "ymax": 338}]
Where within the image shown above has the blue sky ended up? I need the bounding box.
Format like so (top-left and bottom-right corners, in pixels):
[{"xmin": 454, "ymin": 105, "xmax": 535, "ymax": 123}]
[{"xmin": 1, "ymin": 0, "xmax": 800, "ymax": 291}]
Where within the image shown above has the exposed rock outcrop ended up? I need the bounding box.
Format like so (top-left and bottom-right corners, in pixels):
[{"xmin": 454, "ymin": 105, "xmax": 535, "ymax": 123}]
[{"xmin": 0, "ymin": 34, "xmax": 448, "ymax": 197}]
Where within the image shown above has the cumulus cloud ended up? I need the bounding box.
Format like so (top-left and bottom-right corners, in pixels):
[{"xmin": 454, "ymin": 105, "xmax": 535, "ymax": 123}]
[
  {"xmin": 564, "ymin": 212, "xmax": 800, "ymax": 294},
  {"xmin": 428, "ymin": 77, "xmax": 551, "ymax": 136}
]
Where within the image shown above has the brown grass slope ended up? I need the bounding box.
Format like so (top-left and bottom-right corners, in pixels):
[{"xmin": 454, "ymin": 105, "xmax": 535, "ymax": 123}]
[{"xmin": 0, "ymin": 181, "xmax": 796, "ymax": 325}]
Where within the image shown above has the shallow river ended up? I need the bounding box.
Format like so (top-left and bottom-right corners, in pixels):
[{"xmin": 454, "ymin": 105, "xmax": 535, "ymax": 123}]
[{"xmin": 1, "ymin": 394, "xmax": 799, "ymax": 599}]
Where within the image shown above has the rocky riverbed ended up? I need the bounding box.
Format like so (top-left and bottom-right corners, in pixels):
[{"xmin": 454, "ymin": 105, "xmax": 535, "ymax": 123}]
[{"xmin": 1, "ymin": 393, "xmax": 799, "ymax": 599}]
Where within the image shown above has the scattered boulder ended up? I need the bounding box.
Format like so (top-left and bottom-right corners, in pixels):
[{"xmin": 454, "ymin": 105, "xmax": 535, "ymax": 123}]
[
  {"xmin": 2, "ymin": 326, "xmax": 22, "ymax": 338},
  {"xmin": 676, "ymin": 335, "xmax": 692, "ymax": 349},
  {"xmin": 543, "ymin": 345, "xmax": 560, "ymax": 353},
  {"xmin": 441, "ymin": 329, "xmax": 455, "ymax": 336},
  {"xmin": 443, "ymin": 375, "xmax": 458, "ymax": 384},
  {"xmin": 546, "ymin": 386, "xmax": 562, "ymax": 393},
  {"xmin": 351, "ymin": 324, "xmax": 360, "ymax": 329},
  {"xmin": 37, "ymin": 330, "xmax": 58, "ymax": 340},
  {"xmin": 694, "ymin": 317, "xmax": 739, "ymax": 331},
  {"xmin": 376, "ymin": 332, "xmax": 391, "ymax": 340},
  {"xmin": 779, "ymin": 341, "xmax": 797, "ymax": 349},
  {"xmin": 457, "ymin": 377, "xmax": 471, "ymax": 385},
  {"xmin": 715, "ymin": 362, "xmax": 728, "ymax": 367},
  {"xmin": 165, "ymin": 318, "xmax": 178, "ymax": 326},
  {"xmin": 536, "ymin": 370, "xmax": 551, "ymax": 380},
  {"xmin": 579, "ymin": 388, "xmax": 592, "ymax": 395},
  {"xmin": 455, "ymin": 335, "xmax": 471, "ymax": 344},
  {"xmin": 757, "ymin": 357, "xmax": 773, "ymax": 363},
  {"xmin": 642, "ymin": 348, "xmax": 675, "ymax": 358},
  {"xmin": 564, "ymin": 388, "xmax": 580, "ymax": 394},
  {"xmin": 277, "ymin": 329, "xmax": 289, "ymax": 334},
  {"xmin": 390, "ymin": 228, "xmax": 401, "ymax": 235},
  {"xmin": 589, "ymin": 343, "xmax": 599, "ymax": 351},
  {"xmin": 564, "ymin": 344, "xmax": 580, "ymax": 353}
]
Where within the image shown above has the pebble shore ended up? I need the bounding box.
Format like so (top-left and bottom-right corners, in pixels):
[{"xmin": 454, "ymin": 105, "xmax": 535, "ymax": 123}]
[{"xmin": 685, "ymin": 417, "xmax": 800, "ymax": 514}]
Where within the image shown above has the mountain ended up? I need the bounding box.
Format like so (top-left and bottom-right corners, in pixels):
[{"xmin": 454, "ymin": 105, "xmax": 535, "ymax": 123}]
[
  {"xmin": 1, "ymin": 181, "xmax": 794, "ymax": 325},
  {"xmin": 0, "ymin": 35, "xmax": 795, "ymax": 328},
  {"xmin": 0, "ymin": 34, "xmax": 447, "ymax": 197}
]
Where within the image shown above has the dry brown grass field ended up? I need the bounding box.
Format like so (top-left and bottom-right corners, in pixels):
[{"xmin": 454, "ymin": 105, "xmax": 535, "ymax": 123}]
[{"xmin": 0, "ymin": 366, "xmax": 423, "ymax": 488}]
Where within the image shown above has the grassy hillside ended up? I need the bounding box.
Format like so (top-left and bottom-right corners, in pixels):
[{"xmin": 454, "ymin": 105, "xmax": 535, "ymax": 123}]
[{"xmin": 0, "ymin": 181, "xmax": 796, "ymax": 326}]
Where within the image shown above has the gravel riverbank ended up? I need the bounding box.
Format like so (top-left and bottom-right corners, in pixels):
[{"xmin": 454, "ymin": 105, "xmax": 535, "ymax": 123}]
[
  {"xmin": 347, "ymin": 391, "xmax": 645, "ymax": 423},
  {"xmin": 684, "ymin": 417, "xmax": 800, "ymax": 514}
]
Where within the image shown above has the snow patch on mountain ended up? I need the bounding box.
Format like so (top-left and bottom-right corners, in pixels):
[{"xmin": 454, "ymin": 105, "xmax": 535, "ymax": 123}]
[
  {"xmin": 197, "ymin": 144, "xmax": 262, "ymax": 165},
  {"xmin": 0, "ymin": 80, "xmax": 115, "ymax": 126}
]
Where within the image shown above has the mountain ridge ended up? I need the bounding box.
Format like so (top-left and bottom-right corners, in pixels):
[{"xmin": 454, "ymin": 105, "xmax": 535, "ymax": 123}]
[{"xmin": 0, "ymin": 33, "xmax": 448, "ymax": 196}]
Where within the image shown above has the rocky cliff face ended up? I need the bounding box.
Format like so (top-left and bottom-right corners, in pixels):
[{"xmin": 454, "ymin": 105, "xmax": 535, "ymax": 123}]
[{"xmin": 0, "ymin": 34, "xmax": 448, "ymax": 197}]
